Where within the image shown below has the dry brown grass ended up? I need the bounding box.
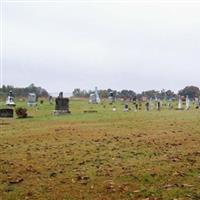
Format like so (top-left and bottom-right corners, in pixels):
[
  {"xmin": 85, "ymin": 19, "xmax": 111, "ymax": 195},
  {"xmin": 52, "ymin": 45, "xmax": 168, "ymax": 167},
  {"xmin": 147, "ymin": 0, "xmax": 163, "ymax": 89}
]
[{"xmin": 0, "ymin": 100, "xmax": 200, "ymax": 200}]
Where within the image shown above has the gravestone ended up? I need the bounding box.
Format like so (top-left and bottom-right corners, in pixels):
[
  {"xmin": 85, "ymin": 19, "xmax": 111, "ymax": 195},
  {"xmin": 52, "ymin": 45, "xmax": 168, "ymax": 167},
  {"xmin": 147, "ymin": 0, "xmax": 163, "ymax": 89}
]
[
  {"xmin": 54, "ymin": 92, "xmax": 70, "ymax": 115},
  {"xmin": 185, "ymin": 95, "xmax": 190, "ymax": 110},
  {"xmin": 89, "ymin": 87, "xmax": 101, "ymax": 104},
  {"xmin": 124, "ymin": 104, "xmax": 129, "ymax": 112},
  {"xmin": 178, "ymin": 96, "xmax": 182, "ymax": 110},
  {"xmin": 157, "ymin": 100, "xmax": 161, "ymax": 111},
  {"xmin": 108, "ymin": 91, "xmax": 115, "ymax": 104},
  {"xmin": 95, "ymin": 87, "xmax": 101, "ymax": 103},
  {"xmin": 135, "ymin": 102, "xmax": 138, "ymax": 112},
  {"xmin": 27, "ymin": 93, "xmax": 37, "ymax": 106},
  {"xmin": 89, "ymin": 93, "xmax": 96, "ymax": 104},
  {"xmin": 6, "ymin": 90, "xmax": 16, "ymax": 107},
  {"xmin": 0, "ymin": 108, "xmax": 14, "ymax": 118},
  {"xmin": 195, "ymin": 97, "xmax": 199, "ymax": 109},
  {"xmin": 145, "ymin": 101, "xmax": 150, "ymax": 111}
]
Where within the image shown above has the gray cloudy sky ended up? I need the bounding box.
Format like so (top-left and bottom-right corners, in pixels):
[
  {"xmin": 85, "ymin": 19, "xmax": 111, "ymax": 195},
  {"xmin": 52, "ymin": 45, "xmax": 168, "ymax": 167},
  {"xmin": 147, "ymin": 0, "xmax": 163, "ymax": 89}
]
[{"xmin": 1, "ymin": 0, "xmax": 200, "ymax": 93}]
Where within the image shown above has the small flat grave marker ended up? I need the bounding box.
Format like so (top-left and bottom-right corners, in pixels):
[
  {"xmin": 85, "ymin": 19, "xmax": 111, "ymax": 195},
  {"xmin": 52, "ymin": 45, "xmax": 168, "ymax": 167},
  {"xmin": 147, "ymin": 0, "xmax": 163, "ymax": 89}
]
[{"xmin": 0, "ymin": 108, "xmax": 14, "ymax": 118}]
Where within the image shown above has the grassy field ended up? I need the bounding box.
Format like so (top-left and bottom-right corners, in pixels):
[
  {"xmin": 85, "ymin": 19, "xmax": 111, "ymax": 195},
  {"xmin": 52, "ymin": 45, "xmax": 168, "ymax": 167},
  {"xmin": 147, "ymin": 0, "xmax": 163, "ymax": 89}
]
[{"xmin": 0, "ymin": 99, "xmax": 200, "ymax": 200}]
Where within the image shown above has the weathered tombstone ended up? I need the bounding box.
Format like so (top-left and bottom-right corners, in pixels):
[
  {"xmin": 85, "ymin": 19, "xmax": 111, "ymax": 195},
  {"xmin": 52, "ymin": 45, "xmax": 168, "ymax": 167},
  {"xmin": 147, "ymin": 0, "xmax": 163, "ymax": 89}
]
[
  {"xmin": 185, "ymin": 95, "xmax": 190, "ymax": 110},
  {"xmin": 0, "ymin": 108, "xmax": 14, "ymax": 118},
  {"xmin": 133, "ymin": 100, "xmax": 138, "ymax": 112},
  {"xmin": 27, "ymin": 93, "xmax": 37, "ymax": 107},
  {"xmin": 6, "ymin": 90, "xmax": 16, "ymax": 107},
  {"xmin": 54, "ymin": 92, "xmax": 70, "ymax": 115},
  {"xmin": 195, "ymin": 97, "xmax": 199, "ymax": 109},
  {"xmin": 108, "ymin": 91, "xmax": 115, "ymax": 104},
  {"xmin": 89, "ymin": 87, "xmax": 101, "ymax": 104},
  {"xmin": 135, "ymin": 102, "xmax": 138, "ymax": 112},
  {"xmin": 123, "ymin": 104, "xmax": 129, "ymax": 112},
  {"xmin": 145, "ymin": 101, "xmax": 150, "ymax": 111},
  {"xmin": 178, "ymin": 96, "xmax": 182, "ymax": 110},
  {"xmin": 157, "ymin": 100, "xmax": 161, "ymax": 111},
  {"xmin": 89, "ymin": 93, "xmax": 96, "ymax": 104},
  {"xmin": 95, "ymin": 87, "xmax": 101, "ymax": 103}
]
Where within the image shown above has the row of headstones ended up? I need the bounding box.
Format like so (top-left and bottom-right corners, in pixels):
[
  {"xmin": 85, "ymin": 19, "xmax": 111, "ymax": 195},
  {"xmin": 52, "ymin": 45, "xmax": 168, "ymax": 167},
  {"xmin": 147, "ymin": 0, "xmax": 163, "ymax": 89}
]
[
  {"xmin": 1, "ymin": 90, "xmax": 200, "ymax": 118},
  {"xmin": 120, "ymin": 96, "xmax": 200, "ymax": 112}
]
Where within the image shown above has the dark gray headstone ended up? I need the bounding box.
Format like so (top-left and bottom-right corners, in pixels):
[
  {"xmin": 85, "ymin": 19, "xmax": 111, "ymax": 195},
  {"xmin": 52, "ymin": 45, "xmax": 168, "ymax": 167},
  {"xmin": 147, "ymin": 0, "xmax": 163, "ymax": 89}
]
[
  {"xmin": 0, "ymin": 108, "xmax": 14, "ymax": 118},
  {"xmin": 54, "ymin": 92, "xmax": 70, "ymax": 115},
  {"xmin": 55, "ymin": 98, "xmax": 69, "ymax": 111}
]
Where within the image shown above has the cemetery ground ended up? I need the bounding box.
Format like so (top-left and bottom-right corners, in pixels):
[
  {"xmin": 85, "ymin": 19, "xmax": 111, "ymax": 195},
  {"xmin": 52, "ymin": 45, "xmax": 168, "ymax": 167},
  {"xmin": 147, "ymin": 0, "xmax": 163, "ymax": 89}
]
[{"xmin": 0, "ymin": 99, "xmax": 200, "ymax": 200}]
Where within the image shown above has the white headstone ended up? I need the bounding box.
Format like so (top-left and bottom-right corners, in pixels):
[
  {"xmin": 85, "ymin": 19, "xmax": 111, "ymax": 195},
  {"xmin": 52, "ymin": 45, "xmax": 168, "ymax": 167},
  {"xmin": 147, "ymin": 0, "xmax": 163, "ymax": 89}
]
[
  {"xmin": 27, "ymin": 93, "xmax": 37, "ymax": 106},
  {"xmin": 89, "ymin": 87, "xmax": 101, "ymax": 104},
  {"xmin": 95, "ymin": 87, "xmax": 101, "ymax": 103},
  {"xmin": 195, "ymin": 97, "xmax": 199, "ymax": 108},
  {"xmin": 185, "ymin": 95, "xmax": 190, "ymax": 110},
  {"xmin": 178, "ymin": 96, "xmax": 182, "ymax": 109},
  {"xmin": 89, "ymin": 93, "xmax": 96, "ymax": 103},
  {"xmin": 6, "ymin": 90, "xmax": 16, "ymax": 106}
]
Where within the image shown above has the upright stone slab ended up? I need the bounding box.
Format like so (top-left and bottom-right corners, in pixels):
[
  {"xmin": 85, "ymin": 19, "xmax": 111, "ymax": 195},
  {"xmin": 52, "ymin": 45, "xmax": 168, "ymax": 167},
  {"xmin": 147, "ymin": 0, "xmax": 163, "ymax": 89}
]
[
  {"xmin": 195, "ymin": 98, "xmax": 199, "ymax": 109},
  {"xmin": 108, "ymin": 91, "xmax": 115, "ymax": 104},
  {"xmin": 89, "ymin": 93, "xmax": 96, "ymax": 104},
  {"xmin": 95, "ymin": 87, "xmax": 101, "ymax": 103},
  {"xmin": 178, "ymin": 96, "xmax": 182, "ymax": 110},
  {"xmin": 185, "ymin": 95, "xmax": 190, "ymax": 110},
  {"xmin": 27, "ymin": 93, "xmax": 37, "ymax": 106},
  {"xmin": 123, "ymin": 104, "xmax": 129, "ymax": 112},
  {"xmin": 145, "ymin": 101, "xmax": 150, "ymax": 111},
  {"xmin": 54, "ymin": 92, "xmax": 70, "ymax": 115},
  {"xmin": 0, "ymin": 108, "xmax": 14, "ymax": 118},
  {"xmin": 89, "ymin": 87, "xmax": 101, "ymax": 104}
]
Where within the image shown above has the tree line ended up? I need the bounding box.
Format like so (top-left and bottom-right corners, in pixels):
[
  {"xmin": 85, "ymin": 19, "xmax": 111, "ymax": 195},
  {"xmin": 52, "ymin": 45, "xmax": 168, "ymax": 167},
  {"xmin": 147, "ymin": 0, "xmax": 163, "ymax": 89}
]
[
  {"xmin": 73, "ymin": 86, "xmax": 200, "ymax": 100},
  {"xmin": 1, "ymin": 84, "xmax": 199, "ymax": 100},
  {"xmin": 0, "ymin": 84, "xmax": 49, "ymax": 100}
]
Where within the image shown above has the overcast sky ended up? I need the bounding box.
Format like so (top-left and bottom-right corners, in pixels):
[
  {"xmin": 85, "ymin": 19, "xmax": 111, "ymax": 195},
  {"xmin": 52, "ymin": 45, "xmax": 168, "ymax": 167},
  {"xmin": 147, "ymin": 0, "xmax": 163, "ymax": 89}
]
[{"xmin": 1, "ymin": 0, "xmax": 200, "ymax": 93}]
